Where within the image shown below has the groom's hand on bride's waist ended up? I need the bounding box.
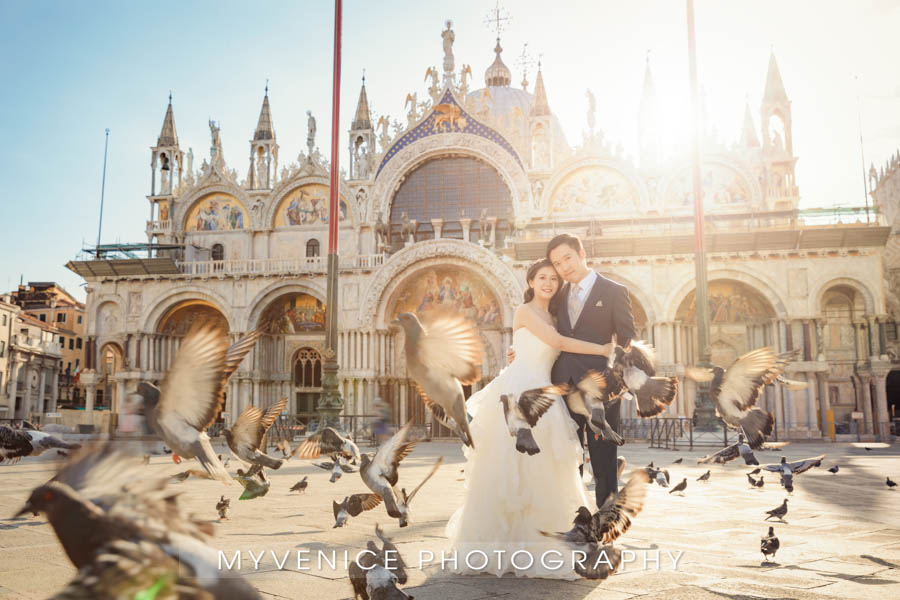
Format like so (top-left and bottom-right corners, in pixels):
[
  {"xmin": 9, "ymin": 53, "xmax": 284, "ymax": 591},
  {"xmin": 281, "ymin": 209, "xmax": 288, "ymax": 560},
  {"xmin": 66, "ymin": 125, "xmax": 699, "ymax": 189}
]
[{"xmin": 507, "ymin": 346, "xmax": 515, "ymax": 364}]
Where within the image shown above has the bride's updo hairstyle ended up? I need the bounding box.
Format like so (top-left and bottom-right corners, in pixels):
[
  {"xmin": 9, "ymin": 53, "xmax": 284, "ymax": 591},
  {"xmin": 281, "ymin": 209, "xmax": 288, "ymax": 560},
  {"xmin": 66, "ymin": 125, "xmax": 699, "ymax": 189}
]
[{"xmin": 523, "ymin": 258, "xmax": 561, "ymax": 312}]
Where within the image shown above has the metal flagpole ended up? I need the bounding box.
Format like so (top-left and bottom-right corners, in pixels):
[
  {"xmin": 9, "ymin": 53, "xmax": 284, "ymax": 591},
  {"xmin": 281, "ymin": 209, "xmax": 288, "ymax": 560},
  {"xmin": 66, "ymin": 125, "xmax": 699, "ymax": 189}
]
[
  {"xmin": 318, "ymin": 0, "xmax": 344, "ymax": 430},
  {"xmin": 96, "ymin": 128, "xmax": 110, "ymax": 258},
  {"xmin": 686, "ymin": 0, "xmax": 717, "ymax": 430}
]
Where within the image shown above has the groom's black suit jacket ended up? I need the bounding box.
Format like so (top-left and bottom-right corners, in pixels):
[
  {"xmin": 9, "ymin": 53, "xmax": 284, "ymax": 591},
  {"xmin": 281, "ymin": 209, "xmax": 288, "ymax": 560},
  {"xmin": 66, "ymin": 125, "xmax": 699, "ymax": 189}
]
[{"xmin": 550, "ymin": 272, "xmax": 636, "ymax": 505}]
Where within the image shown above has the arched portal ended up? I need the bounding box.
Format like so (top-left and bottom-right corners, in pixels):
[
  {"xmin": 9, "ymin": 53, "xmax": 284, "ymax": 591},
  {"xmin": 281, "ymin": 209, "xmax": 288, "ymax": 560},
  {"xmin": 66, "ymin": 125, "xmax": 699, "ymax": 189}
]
[
  {"xmin": 157, "ymin": 300, "xmax": 229, "ymax": 335},
  {"xmin": 675, "ymin": 279, "xmax": 777, "ymax": 367},
  {"xmin": 96, "ymin": 342, "xmax": 123, "ymax": 413},
  {"xmin": 292, "ymin": 347, "xmax": 322, "ymax": 426}
]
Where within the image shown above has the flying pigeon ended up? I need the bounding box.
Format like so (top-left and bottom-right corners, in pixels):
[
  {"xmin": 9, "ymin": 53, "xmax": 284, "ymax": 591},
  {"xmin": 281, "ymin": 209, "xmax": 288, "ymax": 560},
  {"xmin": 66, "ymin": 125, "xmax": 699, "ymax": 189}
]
[
  {"xmin": 500, "ymin": 385, "xmax": 563, "ymax": 455},
  {"xmin": 668, "ymin": 478, "xmax": 687, "ymax": 495},
  {"xmin": 749, "ymin": 467, "xmax": 761, "ymax": 475},
  {"xmin": 697, "ymin": 434, "xmax": 758, "ymax": 465},
  {"xmin": 672, "ymin": 458, "xmax": 683, "ymax": 464},
  {"xmin": 170, "ymin": 469, "xmax": 213, "ymax": 483},
  {"xmin": 394, "ymin": 311, "xmax": 483, "ymax": 448},
  {"xmin": 764, "ymin": 499, "xmax": 789, "ymax": 521},
  {"xmin": 290, "ymin": 476, "xmax": 308, "ymax": 493},
  {"xmin": 828, "ymin": 465, "xmax": 839, "ymax": 474},
  {"xmin": 15, "ymin": 444, "xmax": 261, "ymax": 598},
  {"xmin": 216, "ymin": 495, "xmax": 230, "ymax": 519},
  {"xmin": 360, "ymin": 421, "xmax": 417, "ymax": 519},
  {"xmin": 646, "ymin": 464, "xmax": 669, "ymax": 487},
  {"xmin": 591, "ymin": 469, "xmax": 652, "ymax": 543},
  {"xmin": 697, "ymin": 470, "xmax": 711, "ymax": 482},
  {"xmin": 317, "ymin": 455, "xmax": 357, "ymax": 482},
  {"xmin": 0, "ymin": 425, "xmax": 81, "ymax": 463},
  {"xmin": 224, "ymin": 397, "xmax": 287, "ymax": 474},
  {"xmin": 558, "ymin": 371, "xmax": 624, "ymax": 445},
  {"xmin": 236, "ymin": 469, "xmax": 270, "ymax": 500},
  {"xmin": 136, "ymin": 326, "xmax": 250, "ymax": 483},
  {"xmin": 888, "ymin": 477, "xmax": 897, "ymax": 489},
  {"xmin": 295, "ymin": 427, "xmax": 360, "ymax": 462},
  {"xmin": 685, "ymin": 348, "xmax": 800, "ymax": 448},
  {"xmin": 761, "ymin": 526, "xmax": 780, "ymax": 561},
  {"xmin": 396, "ymin": 456, "xmax": 443, "ymax": 527},
  {"xmin": 612, "ymin": 341, "xmax": 678, "ymax": 417},
  {"xmin": 275, "ymin": 439, "xmax": 292, "ymax": 458},
  {"xmin": 763, "ymin": 454, "xmax": 825, "ymax": 493},
  {"xmin": 349, "ymin": 540, "xmax": 384, "ymax": 600},
  {"xmin": 539, "ymin": 506, "xmax": 622, "ymax": 580},
  {"xmin": 332, "ymin": 493, "xmax": 382, "ymax": 528}
]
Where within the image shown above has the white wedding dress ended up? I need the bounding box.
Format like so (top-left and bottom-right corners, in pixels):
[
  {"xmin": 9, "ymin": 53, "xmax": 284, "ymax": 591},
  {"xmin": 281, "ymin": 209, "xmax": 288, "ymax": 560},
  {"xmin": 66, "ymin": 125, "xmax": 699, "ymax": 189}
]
[{"xmin": 445, "ymin": 327, "xmax": 590, "ymax": 579}]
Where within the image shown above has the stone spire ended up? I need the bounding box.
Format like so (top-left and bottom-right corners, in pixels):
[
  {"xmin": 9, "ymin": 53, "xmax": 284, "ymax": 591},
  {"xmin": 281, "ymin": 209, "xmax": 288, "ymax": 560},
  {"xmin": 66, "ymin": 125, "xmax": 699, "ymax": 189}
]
[
  {"xmin": 638, "ymin": 58, "xmax": 658, "ymax": 127},
  {"xmin": 638, "ymin": 56, "xmax": 661, "ymax": 169},
  {"xmin": 157, "ymin": 93, "xmax": 178, "ymax": 147},
  {"xmin": 740, "ymin": 98, "xmax": 760, "ymax": 147},
  {"xmin": 484, "ymin": 38, "xmax": 511, "ymax": 87},
  {"xmin": 253, "ymin": 85, "xmax": 275, "ymax": 141},
  {"xmin": 530, "ymin": 62, "xmax": 550, "ymax": 116},
  {"xmin": 352, "ymin": 75, "xmax": 372, "ymax": 130},
  {"xmin": 763, "ymin": 51, "xmax": 789, "ymax": 104}
]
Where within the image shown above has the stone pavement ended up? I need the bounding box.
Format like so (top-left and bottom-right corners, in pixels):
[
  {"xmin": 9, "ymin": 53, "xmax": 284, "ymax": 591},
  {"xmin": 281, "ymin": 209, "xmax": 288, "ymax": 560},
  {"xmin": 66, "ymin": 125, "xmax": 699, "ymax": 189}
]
[{"xmin": 0, "ymin": 439, "xmax": 899, "ymax": 599}]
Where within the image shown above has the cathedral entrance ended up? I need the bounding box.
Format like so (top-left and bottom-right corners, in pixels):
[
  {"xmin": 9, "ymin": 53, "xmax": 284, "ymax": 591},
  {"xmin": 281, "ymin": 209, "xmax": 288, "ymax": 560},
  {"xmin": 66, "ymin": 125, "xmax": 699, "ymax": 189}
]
[
  {"xmin": 293, "ymin": 347, "xmax": 322, "ymax": 426},
  {"xmin": 887, "ymin": 370, "xmax": 900, "ymax": 436}
]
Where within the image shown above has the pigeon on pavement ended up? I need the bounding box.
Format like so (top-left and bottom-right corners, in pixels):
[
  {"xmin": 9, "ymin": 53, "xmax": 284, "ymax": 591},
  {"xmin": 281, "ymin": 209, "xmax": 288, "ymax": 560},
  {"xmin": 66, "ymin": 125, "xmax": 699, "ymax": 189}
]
[
  {"xmin": 764, "ymin": 499, "xmax": 789, "ymax": 522},
  {"xmin": 290, "ymin": 476, "xmax": 308, "ymax": 493},
  {"xmin": 394, "ymin": 311, "xmax": 483, "ymax": 448},
  {"xmin": 668, "ymin": 478, "xmax": 687, "ymax": 495},
  {"xmin": 761, "ymin": 526, "xmax": 780, "ymax": 561},
  {"xmin": 697, "ymin": 470, "xmax": 711, "ymax": 482},
  {"xmin": 216, "ymin": 495, "xmax": 230, "ymax": 519},
  {"xmin": 828, "ymin": 465, "xmax": 839, "ymax": 474},
  {"xmin": 888, "ymin": 477, "xmax": 897, "ymax": 489}
]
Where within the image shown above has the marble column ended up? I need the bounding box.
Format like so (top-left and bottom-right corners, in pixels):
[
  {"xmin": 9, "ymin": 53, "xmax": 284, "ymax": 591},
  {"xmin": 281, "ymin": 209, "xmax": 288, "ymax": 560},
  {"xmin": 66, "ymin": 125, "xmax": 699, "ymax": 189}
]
[
  {"xmin": 38, "ymin": 368, "xmax": 47, "ymax": 416},
  {"xmin": 860, "ymin": 376, "xmax": 874, "ymax": 435},
  {"xmin": 816, "ymin": 372, "xmax": 829, "ymax": 438},
  {"xmin": 775, "ymin": 384, "xmax": 786, "ymax": 437},
  {"xmin": 431, "ymin": 218, "xmax": 444, "ymax": 239},
  {"xmin": 873, "ymin": 373, "xmax": 891, "ymax": 441},
  {"xmin": 116, "ymin": 378, "xmax": 126, "ymax": 416},
  {"xmin": 805, "ymin": 372, "xmax": 819, "ymax": 436},
  {"xmin": 84, "ymin": 384, "xmax": 96, "ymax": 424},
  {"xmin": 50, "ymin": 369, "xmax": 59, "ymax": 412},
  {"xmin": 460, "ymin": 218, "xmax": 472, "ymax": 242},
  {"xmin": 867, "ymin": 316, "xmax": 878, "ymax": 358},
  {"xmin": 399, "ymin": 381, "xmax": 408, "ymax": 423}
]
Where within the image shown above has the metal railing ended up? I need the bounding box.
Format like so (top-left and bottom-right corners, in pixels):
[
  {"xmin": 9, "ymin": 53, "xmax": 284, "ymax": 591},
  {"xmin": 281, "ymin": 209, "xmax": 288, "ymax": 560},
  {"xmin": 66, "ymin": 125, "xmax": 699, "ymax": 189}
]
[{"xmin": 175, "ymin": 254, "xmax": 385, "ymax": 277}]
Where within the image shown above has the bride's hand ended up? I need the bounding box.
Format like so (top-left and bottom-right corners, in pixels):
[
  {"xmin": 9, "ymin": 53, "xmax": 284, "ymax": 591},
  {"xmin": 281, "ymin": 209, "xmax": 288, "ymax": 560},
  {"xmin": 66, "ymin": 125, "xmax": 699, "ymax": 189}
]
[
  {"xmin": 507, "ymin": 346, "xmax": 516, "ymax": 364},
  {"xmin": 601, "ymin": 341, "xmax": 616, "ymax": 356}
]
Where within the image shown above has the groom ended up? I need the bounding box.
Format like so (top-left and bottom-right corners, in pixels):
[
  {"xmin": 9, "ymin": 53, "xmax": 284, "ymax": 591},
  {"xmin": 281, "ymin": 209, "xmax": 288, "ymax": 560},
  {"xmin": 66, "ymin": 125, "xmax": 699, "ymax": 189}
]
[{"xmin": 547, "ymin": 233, "xmax": 636, "ymax": 507}]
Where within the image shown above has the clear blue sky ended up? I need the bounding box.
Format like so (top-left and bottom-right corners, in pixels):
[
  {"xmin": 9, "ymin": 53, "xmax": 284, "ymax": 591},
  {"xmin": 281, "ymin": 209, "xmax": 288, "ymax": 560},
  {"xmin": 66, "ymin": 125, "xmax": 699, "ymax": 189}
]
[{"xmin": 2, "ymin": 0, "xmax": 899, "ymax": 302}]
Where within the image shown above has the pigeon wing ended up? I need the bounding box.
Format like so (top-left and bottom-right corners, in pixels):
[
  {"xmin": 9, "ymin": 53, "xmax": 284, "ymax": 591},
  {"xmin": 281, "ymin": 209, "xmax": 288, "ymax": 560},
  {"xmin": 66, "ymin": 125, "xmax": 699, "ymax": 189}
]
[
  {"xmin": 786, "ymin": 454, "xmax": 825, "ymax": 474},
  {"xmin": 775, "ymin": 375, "xmax": 809, "ymax": 391},
  {"xmin": 402, "ymin": 456, "xmax": 443, "ymax": 505},
  {"xmin": 295, "ymin": 428, "xmax": 346, "ymax": 459},
  {"xmin": 697, "ymin": 442, "xmax": 739, "ymax": 464},
  {"xmin": 594, "ymin": 469, "xmax": 651, "ymax": 543},
  {"xmin": 372, "ymin": 421, "xmax": 417, "ymax": 483},
  {"xmin": 414, "ymin": 383, "xmax": 461, "ymax": 431},
  {"xmin": 0, "ymin": 426, "xmax": 33, "ymax": 461},
  {"xmin": 516, "ymin": 387, "xmax": 560, "ymax": 427},
  {"xmin": 159, "ymin": 326, "xmax": 229, "ymax": 432},
  {"xmin": 575, "ymin": 371, "xmax": 610, "ymax": 400},
  {"xmin": 348, "ymin": 493, "xmax": 383, "ymax": 517},
  {"xmin": 762, "ymin": 349, "xmax": 800, "ymax": 385},
  {"xmin": 626, "ymin": 341, "xmax": 657, "ymax": 376},
  {"xmin": 417, "ymin": 311, "xmax": 484, "ymax": 384},
  {"xmin": 230, "ymin": 407, "xmax": 266, "ymax": 451}
]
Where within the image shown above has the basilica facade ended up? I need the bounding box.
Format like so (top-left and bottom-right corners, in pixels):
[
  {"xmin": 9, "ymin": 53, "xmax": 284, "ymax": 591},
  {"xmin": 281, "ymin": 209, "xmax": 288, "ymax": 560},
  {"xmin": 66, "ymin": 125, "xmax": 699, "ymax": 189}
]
[{"xmin": 68, "ymin": 25, "xmax": 898, "ymax": 441}]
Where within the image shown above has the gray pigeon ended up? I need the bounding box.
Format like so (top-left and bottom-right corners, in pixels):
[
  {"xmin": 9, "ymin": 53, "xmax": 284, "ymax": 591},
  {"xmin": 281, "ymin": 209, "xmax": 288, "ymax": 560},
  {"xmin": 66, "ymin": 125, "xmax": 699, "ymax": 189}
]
[
  {"xmin": 290, "ymin": 476, "xmax": 308, "ymax": 493},
  {"xmin": 761, "ymin": 526, "xmax": 780, "ymax": 561},
  {"xmin": 763, "ymin": 454, "xmax": 825, "ymax": 493},
  {"xmin": 613, "ymin": 342, "xmax": 678, "ymax": 417},
  {"xmin": 224, "ymin": 397, "xmax": 287, "ymax": 473},
  {"xmin": 136, "ymin": 326, "xmax": 255, "ymax": 483},
  {"xmin": 0, "ymin": 426, "xmax": 81, "ymax": 463},
  {"xmin": 296, "ymin": 427, "xmax": 360, "ymax": 462},
  {"xmin": 697, "ymin": 470, "xmax": 711, "ymax": 482},
  {"xmin": 558, "ymin": 371, "xmax": 624, "ymax": 445},
  {"xmin": 685, "ymin": 348, "xmax": 799, "ymax": 447},
  {"xmin": 765, "ymin": 499, "xmax": 788, "ymax": 521},
  {"xmin": 396, "ymin": 456, "xmax": 443, "ymax": 527},
  {"xmin": 366, "ymin": 564, "xmax": 414, "ymax": 599},
  {"xmin": 350, "ymin": 540, "xmax": 384, "ymax": 599},
  {"xmin": 669, "ymin": 478, "xmax": 687, "ymax": 495},
  {"xmin": 699, "ymin": 433, "xmax": 759, "ymax": 465},
  {"xmin": 332, "ymin": 493, "xmax": 382, "ymax": 528},
  {"xmin": 360, "ymin": 421, "xmax": 417, "ymax": 519},
  {"xmin": 15, "ymin": 444, "xmax": 260, "ymax": 598},
  {"xmin": 500, "ymin": 386, "xmax": 562, "ymax": 455},
  {"xmin": 216, "ymin": 495, "xmax": 230, "ymax": 519},
  {"xmin": 539, "ymin": 506, "xmax": 623, "ymax": 580},
  {"xmin": 375, "ymin": 524, "xmax": 409, "ymax": 584},
  {"xmin": 393, "ymin": 311, "xmax": 483, "ymax": 448}
]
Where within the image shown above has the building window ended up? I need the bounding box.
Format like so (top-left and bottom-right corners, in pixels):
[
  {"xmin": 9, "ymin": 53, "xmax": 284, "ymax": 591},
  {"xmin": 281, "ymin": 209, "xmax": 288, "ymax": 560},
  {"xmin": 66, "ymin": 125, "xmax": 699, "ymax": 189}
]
[
  {"xmin": 1, "ymin": 314, "xmax": 6, "ymax": 325},
  {"xmin": 59, "ymin": 336, "xmax": 65, "ymax": 347},
  {"xmin": 69, "ymin": 338, "xmax": 74, "ymax": 350},
  {"xmin": 887, "ymin": 322, "xmax": 898, "ymax": 342},
  {"xmin": 306, "ymin": 239, "xmax": 320, "ymax": 257},
  {"xmin": 39, "ymin": 314, "xmax": 46, "ymax": 322},
  {"xmin": 75, "ymin": 358, "xmax": 80, "ymax": 369},
  {"xmin": 77, "ymin": 315, "xmax": 82, "ymax": 324},
  {"xmin": 66, "ymin": 362, "xmax": 71, "ymax": 374},
  {"xmin": 57, "ymin": 313, "xmax": 66, "ymax": 323},
  {"xmin": 76, "ymin": 338, "xmax": 82, "ymax": 349},
  {"xmin": 0, "ymin": 340, "xmax": 5, "ymax": 357},
  {"xmin": 211, "ymin": 243, "xmax": 225, "ymax": 261}
]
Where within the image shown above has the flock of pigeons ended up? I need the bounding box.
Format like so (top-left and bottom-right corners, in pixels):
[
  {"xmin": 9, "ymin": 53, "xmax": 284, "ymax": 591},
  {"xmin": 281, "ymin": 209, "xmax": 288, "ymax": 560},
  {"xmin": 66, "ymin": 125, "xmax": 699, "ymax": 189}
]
[{"xmin": 2, "ymin": 310, "xmax": 898, "ymax": 596}]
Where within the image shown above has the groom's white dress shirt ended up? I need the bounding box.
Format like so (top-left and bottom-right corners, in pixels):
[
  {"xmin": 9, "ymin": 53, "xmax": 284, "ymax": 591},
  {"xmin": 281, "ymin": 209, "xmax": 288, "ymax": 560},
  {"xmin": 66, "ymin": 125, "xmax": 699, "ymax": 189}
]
[{"xmin": 567, "ymin": 269, "xmax": 598, "ymax": 325}]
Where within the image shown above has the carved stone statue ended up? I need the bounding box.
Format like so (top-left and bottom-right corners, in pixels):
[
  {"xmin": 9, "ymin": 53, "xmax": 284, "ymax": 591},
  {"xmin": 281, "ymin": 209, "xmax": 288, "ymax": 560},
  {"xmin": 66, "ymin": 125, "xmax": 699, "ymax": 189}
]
[
  {"xmin": 479, "ymin": 208, "xmax": 489, "ymax": 243},
  {"xmin": 209, "ymin": 120, "xmax": 222, "ymax": 162},
  {"xmin": 401, "ymin": 211, "xmax": 416, "ymax": 243},
  {"xmin": 256, "ymin": 153, "xmax": 267, "ymax": 187},
  {"xmin": 586, "ymin": 89, "xmax": 597, "ymax": 133},
  {"xmin": 186, "ymin": 147, "xmax": 194, "ymax": 181},
  {"xmin": 374, "ymin": 209, "xmax": 389, "ymax": 251},
  {"xmin": 306, "ymin": 111, "xmax": 317, "ymax": 157}
]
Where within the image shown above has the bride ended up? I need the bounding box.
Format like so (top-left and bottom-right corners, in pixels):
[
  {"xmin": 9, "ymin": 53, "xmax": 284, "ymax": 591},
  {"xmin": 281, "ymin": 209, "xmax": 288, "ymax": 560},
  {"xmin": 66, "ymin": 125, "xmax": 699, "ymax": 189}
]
[{"xmin": 445, "ymin": 258, "xmax": 614, "ymax": 578}]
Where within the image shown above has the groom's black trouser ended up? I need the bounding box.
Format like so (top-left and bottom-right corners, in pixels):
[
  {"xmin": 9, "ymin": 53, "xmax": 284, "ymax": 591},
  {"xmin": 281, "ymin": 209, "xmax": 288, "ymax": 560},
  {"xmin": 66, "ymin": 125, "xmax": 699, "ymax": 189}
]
[{"xmin": 574, "ymin": 396, "xmax": 621, "ymax": 508}]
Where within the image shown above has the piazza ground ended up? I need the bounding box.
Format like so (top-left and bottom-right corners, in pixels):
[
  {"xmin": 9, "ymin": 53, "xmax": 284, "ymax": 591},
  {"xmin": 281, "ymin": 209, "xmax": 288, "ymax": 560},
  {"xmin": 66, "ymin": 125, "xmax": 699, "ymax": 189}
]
[{"xmin": 0, "ymin": 440, "xmax": 898, "ymax": 599}]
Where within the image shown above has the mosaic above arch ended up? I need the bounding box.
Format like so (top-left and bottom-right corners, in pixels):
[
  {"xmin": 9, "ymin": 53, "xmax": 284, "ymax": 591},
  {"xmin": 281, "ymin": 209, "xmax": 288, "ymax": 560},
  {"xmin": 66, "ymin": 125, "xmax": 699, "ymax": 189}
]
[
  {"xmin": 388, "ymin": 266, "xmax": 502, "ymax": 328},
  {"xmin": 158, "ymin": 301, "xmax": 229, "ymax": 335},
  {"xmin": 550, "ymin": 166, "xmax": 640, "ymax": 214},
  {"xmin": 262, "ymin": 293, "xmax": 326, "ymax": 333},
  {"xmin": 676, "ymin": 280, "xmax": 776, "ymax": 324},
  {"xmin": 376, "ymin": 88, "xmax": 522, "ymax": 178},
  {"xmin": 273, "ymin": 183, "xmax": 350, "ymax": 227},
  {"xmin": 185, "ymin": 193, "xmax": 247, "ymax": 232},
  {"xmin": 666, "ymin": 163, "xmax": 752, "ymax": 209}
]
